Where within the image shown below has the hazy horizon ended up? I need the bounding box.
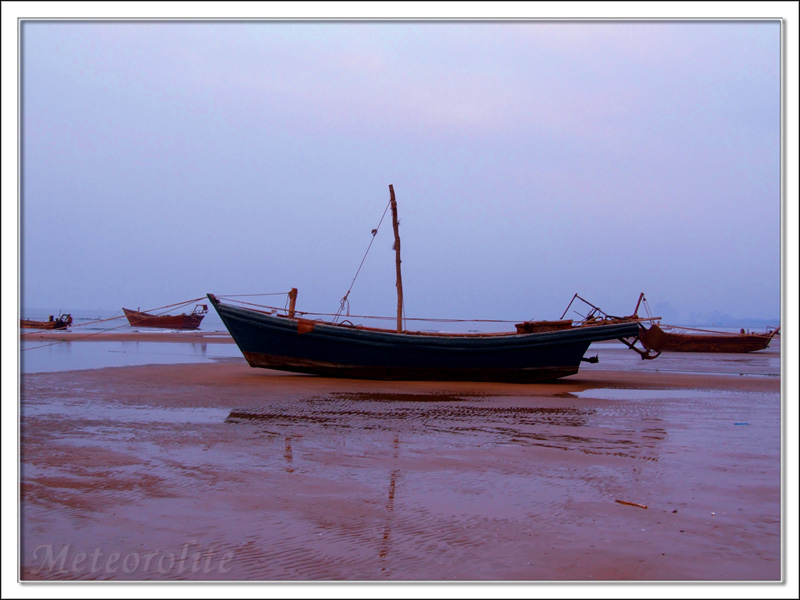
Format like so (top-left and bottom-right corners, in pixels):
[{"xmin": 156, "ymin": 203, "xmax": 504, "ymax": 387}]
[{"xmin": 19, "ymin": 20, "xmax": 782, "ymax": 325}]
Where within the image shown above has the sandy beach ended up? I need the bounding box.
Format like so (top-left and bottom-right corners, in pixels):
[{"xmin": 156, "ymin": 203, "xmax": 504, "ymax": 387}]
[{"xmin": 19, "ymin": 334, "xmax": 782, "ymax": 582}]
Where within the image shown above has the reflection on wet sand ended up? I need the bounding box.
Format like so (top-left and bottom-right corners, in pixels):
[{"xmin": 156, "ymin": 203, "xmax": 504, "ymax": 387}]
[
  {"xmin": 225, "ymin": 392, "xmax": 664, "ymax": 462},
  {"xmin": 284, "ymin": 436, "xmax": 294, "ymax": 473},
  {"xmin": 379, "ymin": 434, "xmax": 400, "ymax": 570}
]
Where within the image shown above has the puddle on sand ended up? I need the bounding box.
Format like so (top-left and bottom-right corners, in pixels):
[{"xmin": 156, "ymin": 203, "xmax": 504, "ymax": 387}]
[
  {"xmin": 23, "ymin": 403, "xmax": 230, "ymax": 425},
  {"xmin": 20, "ymin": 340, "xmax": 243, "ymax": 374},
  {"xmin": 572, "ymin": 388, "xmax": 737, "ymax": 401},
  {"xmin": 327, "ymin": 392, "xmax": 483, "ymax": 403}
]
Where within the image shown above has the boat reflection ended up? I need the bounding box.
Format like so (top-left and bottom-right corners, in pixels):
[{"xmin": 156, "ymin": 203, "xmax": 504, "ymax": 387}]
[
  {"xmin": 224, "ymin": 391, "xmax": 666, "ymax": 463},
  {"xmin": 284, "ymin": 436, "xmax": 294, "ymax": 473},
  {"xmin": 379, "ymin": 433, "xmax": 401, "ymax": 568}
]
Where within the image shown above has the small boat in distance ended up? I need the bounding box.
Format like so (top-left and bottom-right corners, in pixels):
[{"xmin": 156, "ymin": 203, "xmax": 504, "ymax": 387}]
[
  {"xmin": 123, "ymin": 304, "xmax": 208, "ymax": 330},
  {"xmin": 20, "ymin": 314, "xmax": 73, "ymax": 330},
  {"xmin": 208, "ymin": 185, "xmax": 652, "ymax": 382},
  {"xmin": 638, "ymin": 323, "xmax": 779, "ymax": 354}
]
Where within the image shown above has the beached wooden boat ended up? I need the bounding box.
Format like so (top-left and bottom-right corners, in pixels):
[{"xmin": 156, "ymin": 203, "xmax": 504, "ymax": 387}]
[
  {"xmin": 123, "ymin": 304, "xmax": 208, "ymax": 330},
  {"xmin": 208, "ymin": 294, "xmax": 642, "ymax": 382},
  {"xmin": 209, "ymin": 185, "xmax": 648, "ymax": 382},
  {"xmin": 638, "ymin": 323, "xmax": 779, "ymax": 353},
  {"xmin": 20, "ymin": 314, "xmax": 73, "ymax": 330}
]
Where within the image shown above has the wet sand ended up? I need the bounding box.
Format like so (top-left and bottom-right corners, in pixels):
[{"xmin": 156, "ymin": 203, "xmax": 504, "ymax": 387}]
[{"xmin": 19, "ymin": 341, "xmax": 782, "ymax": 581}]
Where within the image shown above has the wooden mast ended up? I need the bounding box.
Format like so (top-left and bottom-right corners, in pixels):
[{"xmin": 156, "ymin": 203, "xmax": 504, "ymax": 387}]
[{"xmin": 389, "ymin": 184, "xmax": 403, "ymax": 333}]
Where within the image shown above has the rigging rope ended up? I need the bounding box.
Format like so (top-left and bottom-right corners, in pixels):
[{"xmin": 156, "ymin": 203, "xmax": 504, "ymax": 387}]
[
  {"xmin": 643, "ymin": 300, "xmax": 654, "ymax": 320},
  {"xmin": 56, "ymin": 297, "xmax": 208, "ymax": 331},
  {"xmin": 333, "ymin": 199, "xmax": 392, "ymax": 322},
  {"xmin": 218, "ymin": 292, "xmax": 291, "ymax": 297},
  {"xmin": 221, "ymin": 298, "xmax": 523, "ymax": 323},
  {"xmin": 22, "ymin": 316, "xmax": 145, "ymax": 351}
]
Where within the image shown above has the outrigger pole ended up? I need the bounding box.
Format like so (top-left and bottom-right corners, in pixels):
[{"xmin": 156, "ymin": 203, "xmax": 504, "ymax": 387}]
[
  {"xmin": 560, "ymin": 293, "xmax": 603, "ymax": 320},
  {"xmin": 389, "ymin": 184, "xmax": 404, "ymax": 333}
]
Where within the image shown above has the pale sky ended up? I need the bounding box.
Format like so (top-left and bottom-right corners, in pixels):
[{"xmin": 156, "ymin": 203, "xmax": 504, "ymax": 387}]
[{"xmin": 17, "ymin": 18, "xmax": 783, "ymax": 324}]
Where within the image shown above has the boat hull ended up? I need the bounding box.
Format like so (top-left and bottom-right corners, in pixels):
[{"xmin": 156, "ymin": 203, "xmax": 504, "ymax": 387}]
[
  {"xmin": 122, "ymin": 308, "xmax": 205, "ymax": 330},
  {"xmin": 208, "ymin": 295, "xmax": 642, "ymax": 382},
  {"xmin": 20, "ymin": 319, "xmax": 70, "ymax": 330},
  {"xmin": 638, "ymin": 324, "xmax": 775, "ymax": 353}
]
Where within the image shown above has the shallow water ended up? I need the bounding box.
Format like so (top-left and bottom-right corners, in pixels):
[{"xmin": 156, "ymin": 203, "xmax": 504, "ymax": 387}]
[
  {"xmin": 20, "ymin": 340, "xmax": 243, "ymax": 373},
  {"xmin": 571, "ymin": 388, "xmax": 747, "ymax": 400},
  {"xmin": 19, "ymin": 337, "xmax": 781, "ymax": 377},
  {"xmin": 23, "ymin": 402, "xmax": 231, "ymax": 424},
  {"xmin": 585, "ymin": 344, "xmax": 780, "ymax": 378}
]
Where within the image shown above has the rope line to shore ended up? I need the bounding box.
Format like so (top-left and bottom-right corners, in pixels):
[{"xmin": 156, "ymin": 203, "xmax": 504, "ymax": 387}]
[
  {"xmin": 60, "ymin": 297, "xmax": 209, "ymax": 330},
  {"xmin": 21, "ymin": 318, "xmax": 143, "ymax": 351},
  {"xmin": 21, "ymin": 293, "xmax": 303, "ymax": 352},
  {"xmin": 20, "ymin": 297, "xmax": 210, "ymax": 351}
]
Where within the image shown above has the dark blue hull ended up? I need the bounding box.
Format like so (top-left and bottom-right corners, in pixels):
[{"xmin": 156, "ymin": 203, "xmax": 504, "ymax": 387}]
[{"xmin": 208, "ymin": 295, "xmax": 641, "ymax": 382}]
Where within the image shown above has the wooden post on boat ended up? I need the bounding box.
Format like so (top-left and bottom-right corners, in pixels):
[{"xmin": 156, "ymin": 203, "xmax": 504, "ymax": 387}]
[
  {"xmin": 389, "ymin": 184, "xmax": 404, "ymax": 333},
  {"xmin": 634, "ymin": 292, "xmax": 645, "ymax": 317},
  {"xmin": 288, "ymin": 288, "xmax": 298, "ymax": 318}
]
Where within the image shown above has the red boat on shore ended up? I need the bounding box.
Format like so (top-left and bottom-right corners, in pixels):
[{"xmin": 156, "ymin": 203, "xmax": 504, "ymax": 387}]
[
  {"xmin": 638, "ymin": 324, "xmax": 779, "ymax": 353},
  {"xmin": 123, "ymin": 304, "xmax": 208, "ymax": 330}
]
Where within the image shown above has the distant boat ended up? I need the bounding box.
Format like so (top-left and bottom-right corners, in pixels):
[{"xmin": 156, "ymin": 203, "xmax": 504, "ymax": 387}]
[
  {"xmin": 20, "ymin": 314, "xmax": 73, "ymax": 330},
  {"xmin": 638, "ymin": 323, "xmax": 779, "ymax": 354},
  {"xmin": 562, "ymin": 293, "xmax": 779, "ymax": 355},
  {"xmin": 122, "ymin": 304, "xmax": 208, "ymax": 330},
  {"xmin": 208, "ymin": 185, "xmax": 649, "ymax": 382}
]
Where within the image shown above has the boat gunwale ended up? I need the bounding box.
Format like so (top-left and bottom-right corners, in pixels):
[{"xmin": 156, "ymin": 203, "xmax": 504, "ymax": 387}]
[
  {"xmin": 122, "ymin": 306, "xmax": 206, "ymax": 330},
  {"xmin": 209, "ymin": 296, "xmax": 643, "ymax": 347}
]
